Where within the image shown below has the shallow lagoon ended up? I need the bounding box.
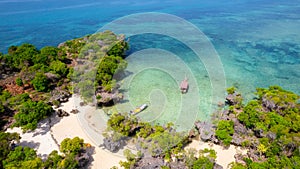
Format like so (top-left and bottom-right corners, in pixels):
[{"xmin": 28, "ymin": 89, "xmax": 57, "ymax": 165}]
[{"xmin": 1, "ymin": 0, "xmax": 299, "ymax": 130}]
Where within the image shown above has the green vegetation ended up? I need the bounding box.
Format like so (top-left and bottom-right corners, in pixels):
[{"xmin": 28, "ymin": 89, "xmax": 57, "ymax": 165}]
[
  {"xmin": 96, "ymin": 55, "xmax": 127, "ymax": 91},
  {"xmin": 60, "ymin": 37, "xmax": 86, "ymax": 59},
  {"xmin": 0, "ymin": 87, "xmax": 53, "ymax": 131},
  {"xmin": 192, "ymin": 156, "xmax": 214, "ymax": 169},
  {"xmin": 201, "ymin": 148, "xmax": 217, "ymax": 159},
  {"xmin": 6, "ymin": 44, "xmax": 39, "ymax": 70},
  {"xmin": 232, "ymin": 155, "xmax": 300, "ymax": 169},
  {"xmin": 2, "ymin": 44, "xmax": 66, "ymax": 72},
  {"xmin": 0, "ymin": 42, "xmax": 72, "ymax": 97},
  {"xmin": 34, "ymin": 46, "xmax": 61, "ymax": 65},
  {"xmin": 0, "ymin": 31, "xmax": 129, "ymax": 131},
  {"xmin": 15, "ymin": 77, "xmax": 23, "ymax": 86},
  {"xmin": 215, "ymin": 120, "xmax": 234, "ymax": 146},
  {"xmin": 0, "ymin": 135, "xmax": 91, "ymax": 169},
  {"xmin": 119, "ymin": 149, "xmax": 141, "ymax": 169},
  {"xmin": 146, "ymin": 129, "xmax": 186, "ymax": 156},
  {"xmin": 229, "ymin": 86, "xmax": 300, "ymax": 168},
  {"xmin": 12, "ymin": 100, "xmax": 54, "ymax": 131},
  {"xmin": 1, "ymin": 31, "xmax": 300, "ymax": 169},
  {"xmin": 112, "ymin": 85, "xmax": 299, "ymax": 168},
  {"xmin": 74, "ymin": 31, "xmax": 129, "ymax": 102},
  {"xmin": 106, "ymin": 39, "xmax": 129, "ymax": 57},
  {"xmin": 0, "ymin": 132, "xmax": 20, "ymax": 168},
  {"xmin": 107, "ymin": 113, "xmax": 187, "ymax": 155},
  {"xmin": 226, "ymin": 86, "xmax": 236, "ymax": 94},
  {"xmin": 60, "ymin": 137, "xmax": 84, "ymax": 155},
  {"xmin": 0, "ymin": 91, "xmax": 33, "ymax": 130},
  {"xmin": 106, "ymin": 113, "xmax": 189, "ymax": 167},
  {"xmin": 237, "ymin": 100, "xmax": 262, "ymax": 129},
  {"xmin": 107, "ymin": 113, "xmax": 139, "ymax": 136},
  {"xmin": 3, "ymin": 146, "xmax": 43, "ymax": 168},
  {"xmin": 49, "ymin": 60, "xmax": 68, "ymax": 77},
  {"xmin": 31, "ymin": 73, "xmax": 50, "ymax": 92},
  {"xmin": 226, "ymin": 86, "xmax": 243, "ymax": 109},
  {"xmin": 181, "ymin": 148, "xmax": 216, "ymax": 169}
]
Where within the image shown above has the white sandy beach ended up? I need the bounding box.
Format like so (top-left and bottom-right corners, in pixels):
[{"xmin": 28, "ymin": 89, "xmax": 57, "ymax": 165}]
[
  {"xmin": 51, "ymin": 111, "xmax": 125, "ymax": 169},
  {"xmin": 6, "ymin": 95, "xmax": 247, "ymax": 169},
  {"xmin": 50, "ymin": 96, "xmax": 126, "ymax": 169},
  {"xmin": 185, "ymin": 139, "xmax": 247, "ymax": 169},
  {"xmin": 7, "ymin": 95, "xmax": 125, "ymax": 169},
  {"xmin": 6, "ymin": 121, "xmax": 59, "ymax": 159}
]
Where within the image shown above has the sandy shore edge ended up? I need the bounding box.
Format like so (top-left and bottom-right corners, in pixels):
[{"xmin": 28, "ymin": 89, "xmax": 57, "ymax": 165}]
[
  {"xmin": 6, "ymin": 95, "xmax": 247, "ymax": 169},
  {"xmin": 185, "ymin": 139, "xmax": 247, "ymax": 168},
  {"xmin": 7, "ymin": 95, "xmax": 125, "ymax": 169}
]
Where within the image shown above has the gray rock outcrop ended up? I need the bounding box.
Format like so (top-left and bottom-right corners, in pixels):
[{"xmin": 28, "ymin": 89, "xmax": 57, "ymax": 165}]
[
  {"xmin": 102, "ymin": 137, "xmax": 125, "ymax": 153},
  {"xmin": 254, "ymin": 129, "xmax": 264, "ymax": 138},
  {"xmin": 225, "ymin": 93, "xmax": 243, "ymax": 106},
  {"xmin": 234, "ymin": 121, "xmax": 248, "ymax": 135},
  {"xmin": 50, "ymin": 90, "xmax": 71, "ymax": 103},
  {"xmin": 135, "ymin": 157, "xmax": 164, "ymax": 169},
  {"xmin": 266, "ymin": 132, "xmax": 276, "ymax": 141},
  {"xmin": 70, "ymin": 109, "xmax": 79, "ymax": 114},
  {"xmin": 195, "ymin": 121, "xmax": 215, "ymax": 141},
  {"xmin": 213, "ymin": 163, "xmax": 223, "ymax": 169},
  {"xmin": 56, "ymin": 109, "xmax": 69, "ymax": 117},
  {"xmin": 231, "ymin": 133, "xmax": 243, "ymax": 146}
]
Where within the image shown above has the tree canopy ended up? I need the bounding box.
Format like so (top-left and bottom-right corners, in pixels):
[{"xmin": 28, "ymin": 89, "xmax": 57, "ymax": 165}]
[
  {"xmin": 60, "ymin": 137, "xmax": 84, "ymax": 155},
  {"xmin": 215, "ymin": 120, "xmax": 234, "ymax": 146},
  {"xmin": 31, "ymin": 73, "xmax": 50, "ymax": 92},
  {"xmin": 0, "ymin": 132, "xmax": 20, "ymax": 168},
  {"xmin": 0, "ymin": 136, "xmax": 90, "ymax": 169},
  {"xmin": 13, "ymin": 100, "xmax": 53, "ymax": 131},
  {"xmin": 230, "ymin": 86, "xmax": 300, "ymax": 168}
]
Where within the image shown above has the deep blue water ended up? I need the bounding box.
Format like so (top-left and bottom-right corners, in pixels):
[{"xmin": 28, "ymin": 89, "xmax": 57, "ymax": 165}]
[{"xmin": 1, "ymin": 0, "xmax": 300, "ymax": 98}]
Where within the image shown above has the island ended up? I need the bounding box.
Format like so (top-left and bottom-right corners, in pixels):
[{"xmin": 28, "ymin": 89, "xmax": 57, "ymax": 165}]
[{"xmin": 0, "ymin": 31, "xmax": 299, "ymax": 169}]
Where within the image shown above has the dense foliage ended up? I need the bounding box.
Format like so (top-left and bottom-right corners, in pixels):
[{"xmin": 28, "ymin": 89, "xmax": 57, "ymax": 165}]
[
  {"xmin": 31, "ymin": 73, "xmax": 50, "ymax": 92},
  {"xmin": 112, "ymin": 86, "xmax": 300, "ymax": 169},
  {"xmin": 2, "ymin": 44, "xmax": 66, "ymax": 72},
  {"xmin": 0, "ymin": 91, "xmax": 33, "ymax": 130},
  {"xmin": 3, "ymin": 146, "xmax": 43, "ymax": 168},
  {"xmin": 73, "ymin": 31, "xmax": 129, "ymax": 101},
  {"xmin": 96, "ymin": 55, "xmax": 127, "ymax": 91},
  {"xmin": 59, "ymin": 37, "xmax": 86, "ymax": 59},
  {"xmin": 0, "ymin": 86, "xmax": 54, "ymax": 131},
  {"xmin": 2, "ymin": 31, "xmax": 300, "ymax": 169},
  {"xmin": 0, "ymin": 134, "xmax": 90, "ymax": 169},
  {"xmin": 107, "ymin": 113, "xmax": 187, "ymax": 156},
  {"xmin": 107, "ymin": 113, "xmax": 192, "ymax": 168},
  {"xmin": 60, "ymin": 137, "xmax": 84, "ymax": 155},
  {"xmin": 107, "ymin": 113, "xmax": 139, "ymax": 136},
  {"xmin": 215, "ymin": 120, "xmax": 234, "ymax": 146},
  {"xmin": 15, "ymin": 77, "xmax": 23, "ymax": 86},
  {"xmin": 0, "ymin": 132, "xmax": 20, "ymax": 168},
  {"xmin": 0, "ymin": 31, "xmax": 128, "ymax": 131},
  {"xmin": 12, "ymin": 100, "xmax": 53, "ymax": 131},
  {"xmin": 0, "ymin": 42, "xmax": 72, "ymax": 100},
  {"xmin": 229, "ymin": 86, "xmax": 300, "ymax": 168}
]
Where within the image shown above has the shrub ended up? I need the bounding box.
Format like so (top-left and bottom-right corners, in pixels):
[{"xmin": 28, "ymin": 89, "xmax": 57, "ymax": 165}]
[
  {"xmin": 227, "ymin": 87, "xmax": 236, "ymax": 94},
  {"xmin": 31, "ymin": 73, "xmax": 49, "ymax": 92},
  {"xmin": 215, "ymin": 120, "xmax": 234, "ymax": 146},
  {"xmin": 13, "ymin": 100, "xmax": 53, "ymax": 131},
  {"xmin": 15, "ymin": 77, "xmax": 23, "ymax": 86}
]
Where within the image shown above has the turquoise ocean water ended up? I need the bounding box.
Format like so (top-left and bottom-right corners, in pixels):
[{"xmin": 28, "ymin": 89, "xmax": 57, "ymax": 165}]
[{"xmin": 1, "ymin": 0, "xmax": 299, "ymax": 130}]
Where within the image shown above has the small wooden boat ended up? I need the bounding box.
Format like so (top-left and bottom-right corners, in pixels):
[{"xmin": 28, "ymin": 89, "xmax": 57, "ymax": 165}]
[
  {"xmin": 130, "ymin": 104, "xmax": 148, "ymax": 115},
  {"xmin": 180, "ymin": 77, "xmax": 189, "ymax": 94}
]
